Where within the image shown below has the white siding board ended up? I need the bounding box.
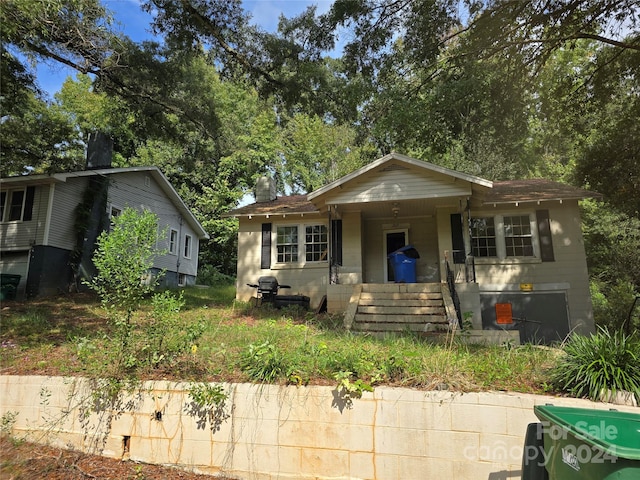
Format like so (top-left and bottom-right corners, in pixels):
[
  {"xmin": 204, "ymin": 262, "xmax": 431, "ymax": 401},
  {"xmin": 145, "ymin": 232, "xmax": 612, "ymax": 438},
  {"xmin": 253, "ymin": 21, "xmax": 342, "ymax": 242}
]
[
  {"xmin": 48, "ymin": 178, "xmax": 88, "ymax": 249},
  {"xmin": 326, "ymin": 168, "xmax": 472, "ymax": 205}
]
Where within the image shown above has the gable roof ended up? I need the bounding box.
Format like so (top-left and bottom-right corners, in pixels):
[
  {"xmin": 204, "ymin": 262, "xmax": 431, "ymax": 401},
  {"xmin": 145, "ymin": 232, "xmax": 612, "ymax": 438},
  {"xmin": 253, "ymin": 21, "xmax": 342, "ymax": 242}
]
[
  {"xmin": 307, "ymin": 153, "xmax": 493, "ymax": 201},
  {"xmin": 0, "ymin": 167, "xmax": 209, "ymax": 239}
]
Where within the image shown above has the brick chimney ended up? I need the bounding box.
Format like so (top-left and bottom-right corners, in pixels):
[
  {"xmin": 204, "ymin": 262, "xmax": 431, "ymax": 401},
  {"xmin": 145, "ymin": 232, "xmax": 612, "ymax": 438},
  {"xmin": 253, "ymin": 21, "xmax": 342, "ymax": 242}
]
[{"xmin": 255, "ymin": 176, "xmax": 276, "ymax": 203}]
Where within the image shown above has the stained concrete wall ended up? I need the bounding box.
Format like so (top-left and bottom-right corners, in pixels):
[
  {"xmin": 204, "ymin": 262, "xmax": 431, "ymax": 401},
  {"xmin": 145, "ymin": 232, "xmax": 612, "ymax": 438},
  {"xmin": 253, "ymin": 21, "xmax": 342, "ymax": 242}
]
[{"xmin": 0, "ymin": 375, "xmax": 637, "ymax": 479}]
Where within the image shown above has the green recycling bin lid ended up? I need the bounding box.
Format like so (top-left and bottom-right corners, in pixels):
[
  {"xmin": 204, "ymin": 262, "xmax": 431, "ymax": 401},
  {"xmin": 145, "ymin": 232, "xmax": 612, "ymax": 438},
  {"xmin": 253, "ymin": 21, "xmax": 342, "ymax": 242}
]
[{"xmin": 534, "ymin": 404, "xmax": 640, "ymax": 460}]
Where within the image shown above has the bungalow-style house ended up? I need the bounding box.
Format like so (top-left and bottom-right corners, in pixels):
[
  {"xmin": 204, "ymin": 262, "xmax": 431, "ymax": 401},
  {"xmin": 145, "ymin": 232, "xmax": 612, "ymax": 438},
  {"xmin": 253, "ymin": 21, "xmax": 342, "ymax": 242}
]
[
  {"xmin": 228, "ymin": 153, "xmax": 599, "ymax": 344},
  {"xmin": 0, "ymin": 146, "xmax": 208, "ymax": 299}
]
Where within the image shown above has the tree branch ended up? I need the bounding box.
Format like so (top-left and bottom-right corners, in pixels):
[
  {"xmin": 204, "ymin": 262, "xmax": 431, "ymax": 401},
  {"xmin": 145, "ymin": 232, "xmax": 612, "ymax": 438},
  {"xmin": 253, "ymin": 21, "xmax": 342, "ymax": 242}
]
[{"xmin": 177, "ymin": 0, "xmax": 284, "ymax": 87}]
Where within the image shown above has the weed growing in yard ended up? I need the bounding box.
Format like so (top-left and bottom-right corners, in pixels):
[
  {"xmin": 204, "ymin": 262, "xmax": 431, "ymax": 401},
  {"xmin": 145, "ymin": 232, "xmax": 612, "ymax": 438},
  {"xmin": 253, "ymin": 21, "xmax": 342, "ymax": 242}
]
[
  {"xmin": 185, "ymin": 383, "xmax": 230, "ymax": 432},
  {"xmin": 333, "ymin": 371, "xmax": 374, "ymax": 409}
]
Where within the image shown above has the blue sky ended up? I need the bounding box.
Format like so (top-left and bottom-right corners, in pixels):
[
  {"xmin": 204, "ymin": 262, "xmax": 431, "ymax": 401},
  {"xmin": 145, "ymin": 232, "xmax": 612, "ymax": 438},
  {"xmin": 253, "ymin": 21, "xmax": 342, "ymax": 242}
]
[{"xmin": 36, "ymin": 0, "xmax": 333, "ymax": 98}]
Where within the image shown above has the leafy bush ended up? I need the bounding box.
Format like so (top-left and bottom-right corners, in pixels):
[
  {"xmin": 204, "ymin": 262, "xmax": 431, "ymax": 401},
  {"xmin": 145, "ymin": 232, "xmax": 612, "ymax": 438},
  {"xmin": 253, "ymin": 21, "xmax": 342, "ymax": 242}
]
[
  {"xmin": 549, "ymin": 328, "xmax": 640, "ymax": 403},
  {"xmin": 196, "ymin": 265, "xmax": 235, "ymax": 286},
  {"xmin": 591, "ymin": 279, "xmax": 639, "ymax": 332}
]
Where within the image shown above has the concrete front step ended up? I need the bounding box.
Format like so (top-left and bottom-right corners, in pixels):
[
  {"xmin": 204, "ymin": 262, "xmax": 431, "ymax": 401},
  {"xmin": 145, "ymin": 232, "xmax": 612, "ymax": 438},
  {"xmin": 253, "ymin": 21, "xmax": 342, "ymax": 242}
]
[
  {"xmin": 358, "ymin": 306, "xmax": 446, "ymax": 315},
  {"xmin": 351, "ymin": 321, "xmax": 450, "ymax": 333},
  {"xmin": 361, "ymin": 283, "xmax": 442, "ymax": 294},
  {"xmin": 354, "ymin": 313, "xmax": 448, "ymax": 324},
  {"xmin": 359, "ymin": 292, "xmax": 443, "ymax": 302},
  {"xmin": 358, "ymin": 298, "xmax": 443, "ymax": 307}
]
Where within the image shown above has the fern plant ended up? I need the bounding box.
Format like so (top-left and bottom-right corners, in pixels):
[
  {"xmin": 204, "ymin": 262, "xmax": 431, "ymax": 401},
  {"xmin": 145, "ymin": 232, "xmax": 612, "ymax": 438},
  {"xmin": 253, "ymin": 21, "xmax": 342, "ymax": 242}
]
[{"xmin": 549, "ymin": 328, "xmax": 640, "ymax": 403}]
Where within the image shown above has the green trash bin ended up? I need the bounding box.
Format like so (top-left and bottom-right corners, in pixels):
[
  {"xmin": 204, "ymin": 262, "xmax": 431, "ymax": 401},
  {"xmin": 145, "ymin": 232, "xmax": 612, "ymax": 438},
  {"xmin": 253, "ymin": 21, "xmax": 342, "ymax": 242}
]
[
  {"xmin": 534, "ymin": 404, "xmax": 640, "ymax": 479},
  {"xmin": 0, "ymin": 274, "xmax": 21, "ymax": 301}
]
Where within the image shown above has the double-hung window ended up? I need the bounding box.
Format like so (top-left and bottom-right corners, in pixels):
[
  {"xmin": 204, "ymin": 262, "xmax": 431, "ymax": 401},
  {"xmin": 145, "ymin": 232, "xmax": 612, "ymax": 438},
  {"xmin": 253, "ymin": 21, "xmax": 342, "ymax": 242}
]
[
  {"xmin": 1, "ymin": 189, "xmax": 28, "ymax": 222},
  {"xmin": 305, "ymin": 225, "xmax": 328, "ymax": 262},
  {"xmin": 169, "ymin": 229, "xmax": 178, "ymax": 255},
  {"xmin": 183, "ymin": 234, "xmax": 192, "ymax": 259},
  {"xmin": 277, "ymin": 226, "xmax": 299, "ymax": 263},
  {"xmin": 275, "ymin": 224, "xmax": 328, "ymax": 265},
  {"xmin": 471, "ymin": 213, "xmax": 539, "ymax": 259},
  {"xmin": 471, "ymin": 217, "xmax": 497, "ymax": 257},
  {"xmin": 503, "ymin": 215, "xmax": 534, "ymax": 257}
]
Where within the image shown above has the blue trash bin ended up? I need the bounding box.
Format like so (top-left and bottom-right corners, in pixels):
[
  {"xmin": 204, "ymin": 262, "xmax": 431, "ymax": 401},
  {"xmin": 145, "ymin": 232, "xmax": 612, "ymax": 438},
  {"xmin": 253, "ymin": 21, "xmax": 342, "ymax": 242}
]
[{"xmin": 388, "ymin": 245, "xmax": 419, "ymax": 283}]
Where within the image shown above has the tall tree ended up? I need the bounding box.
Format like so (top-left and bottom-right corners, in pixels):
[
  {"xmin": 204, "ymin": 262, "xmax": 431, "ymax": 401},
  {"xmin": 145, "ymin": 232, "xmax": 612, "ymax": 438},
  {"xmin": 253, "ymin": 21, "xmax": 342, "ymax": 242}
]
[
  {"xmin": 0, "ymin": 48, "xmax": 81, "ymax": 176},
  {"xmin": 280, "ymin": 113, "xmax": 366, "ymax": 193}
]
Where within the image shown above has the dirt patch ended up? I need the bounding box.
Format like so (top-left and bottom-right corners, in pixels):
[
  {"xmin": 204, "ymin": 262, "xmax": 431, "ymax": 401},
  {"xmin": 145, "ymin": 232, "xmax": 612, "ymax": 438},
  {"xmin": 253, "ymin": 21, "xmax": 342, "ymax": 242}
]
[{"xmin": 0, "ymin": 436, "xmax": 236, "ymax": 479}]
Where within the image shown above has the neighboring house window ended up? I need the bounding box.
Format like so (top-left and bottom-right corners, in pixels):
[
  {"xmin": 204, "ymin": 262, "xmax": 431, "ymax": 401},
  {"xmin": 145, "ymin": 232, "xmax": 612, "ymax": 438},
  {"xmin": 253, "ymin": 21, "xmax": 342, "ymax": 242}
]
[
  {"xmin": 471, "ymin": 213, "xmax": 539, "ymax": 259},
  {"xmin": 1, "ymin": 188, "xmax": 34, "ymax": 222},
  {"xmin": 305, "ymin": 225, "xmax": 328, "ymax": 262},
  {"xmin": 471, "ymin": 217, "xmax": 497, "ymax": 257},
  {"xmin": 178, "ymin": 273, "xmax": 186, "ymax": 286},
  {"xmin": 109, "ymin": 205, "xmax": 122, "ymax": 230},
  {"xmin": 504, "ymin": 215, "xmax": 534, "ymax": 257},
  {"xmin": 169, "ymin": 229, "xmax": 178, "ymax": 255},
  {"xmin": 0, "ymin": 191, "xmax": 6, "ymax": 221},
  {"xmin": 183, "ymin": 234, "xmax": 192, "ymax": 259},
  {"xmin": 277, "ymin": 226, "xmax": 298, "ymax": 263}
]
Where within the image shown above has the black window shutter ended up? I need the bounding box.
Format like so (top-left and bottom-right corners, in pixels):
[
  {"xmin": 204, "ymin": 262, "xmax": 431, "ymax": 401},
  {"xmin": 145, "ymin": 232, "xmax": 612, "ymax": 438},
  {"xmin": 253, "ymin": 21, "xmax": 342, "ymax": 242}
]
[
  {"xmin": 261, "ymin": 223, "xmax": 272, "ymax": 269},
  {"xmin": 23, "ymin": 186, "xmax": 36, "ymax": 221},
  {"xmin": 450, "ymin": 214, "xmax": 465, "ymax": 264},
  {"xmin": 331, "ymin": 219, "xmax": 343, "ymax": 266},
  {"xmin": 536, "ymin": 210, "xmax": 555, "ymax": 262}
]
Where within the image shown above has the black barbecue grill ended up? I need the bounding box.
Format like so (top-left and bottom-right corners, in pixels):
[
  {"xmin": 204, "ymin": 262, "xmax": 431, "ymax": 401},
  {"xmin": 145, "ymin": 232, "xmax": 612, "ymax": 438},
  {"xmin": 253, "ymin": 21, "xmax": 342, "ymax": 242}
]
[
  {"xmin": 247, "ymin": 276, "xmax": 291, "ymax": 304},
  {"xmin": 247, "ymin": 276, "xmax": 310, "ymax": 309}
]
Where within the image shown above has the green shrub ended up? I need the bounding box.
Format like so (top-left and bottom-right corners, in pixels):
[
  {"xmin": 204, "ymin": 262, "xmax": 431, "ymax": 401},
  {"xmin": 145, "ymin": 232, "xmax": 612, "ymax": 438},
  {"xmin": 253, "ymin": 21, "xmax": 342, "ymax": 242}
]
[
  {"xmin": 549, "ymin": 328, "xmax": 640, "ymax": 403},
  {"xmin": 196, "ymin": 265, "xmax": 235, "ymax": 286}
]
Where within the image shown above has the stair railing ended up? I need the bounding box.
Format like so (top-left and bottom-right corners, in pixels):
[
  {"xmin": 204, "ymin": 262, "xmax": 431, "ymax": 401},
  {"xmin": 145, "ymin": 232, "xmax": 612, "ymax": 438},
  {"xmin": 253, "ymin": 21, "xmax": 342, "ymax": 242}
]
[{"xmin": 445, "ymin": 257, "xmax": 463, "ymax": 329}]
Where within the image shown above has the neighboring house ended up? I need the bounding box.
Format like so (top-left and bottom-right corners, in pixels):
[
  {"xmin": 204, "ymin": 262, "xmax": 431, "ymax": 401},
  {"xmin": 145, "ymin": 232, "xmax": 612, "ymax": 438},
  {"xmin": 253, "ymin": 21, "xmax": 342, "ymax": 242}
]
[
  {"xmin": 0, "ymin": 165, "xmax": 209, "ymax": 299},
  {"xmin": 227, "ymin": 153, "xmax": 599, "ymax": 344}
]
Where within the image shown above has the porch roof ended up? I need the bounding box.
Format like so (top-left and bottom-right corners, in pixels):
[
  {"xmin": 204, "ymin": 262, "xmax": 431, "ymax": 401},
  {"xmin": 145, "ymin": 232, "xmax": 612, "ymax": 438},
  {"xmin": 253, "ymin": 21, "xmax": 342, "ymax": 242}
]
[
  {"xmin": 483, "ymin": 179, "xmax": 602, "ymax": 205},
  {"xmin": 228, "ymin": 179, "xmax": 601, "ymax": 217}
]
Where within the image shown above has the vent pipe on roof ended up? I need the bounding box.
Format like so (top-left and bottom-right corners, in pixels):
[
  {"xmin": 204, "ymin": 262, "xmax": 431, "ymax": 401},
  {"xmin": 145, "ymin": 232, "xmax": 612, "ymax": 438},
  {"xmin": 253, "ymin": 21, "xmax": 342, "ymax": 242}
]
[
  {"xmin": 86, "ymin": 132, "xmax": 113, "ymax": 170},
  {"xmin": 256, "ymin": 176, "xmax": 276, "ymax": 203}
]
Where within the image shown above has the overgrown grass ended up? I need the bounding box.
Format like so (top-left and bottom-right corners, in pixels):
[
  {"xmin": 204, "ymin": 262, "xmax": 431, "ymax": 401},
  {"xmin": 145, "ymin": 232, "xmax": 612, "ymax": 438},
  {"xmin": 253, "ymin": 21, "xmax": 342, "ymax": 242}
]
[{"xmin": 0, "ymin": 286, "xmax": 559, "ymax": 394}]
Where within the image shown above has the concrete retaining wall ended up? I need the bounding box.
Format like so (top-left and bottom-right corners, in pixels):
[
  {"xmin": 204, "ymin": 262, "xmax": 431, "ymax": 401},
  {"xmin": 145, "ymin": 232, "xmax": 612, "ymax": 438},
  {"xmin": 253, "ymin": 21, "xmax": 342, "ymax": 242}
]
[{"xmin": 0, "ymin": 375, "xmax": 637, "ymax": 479}]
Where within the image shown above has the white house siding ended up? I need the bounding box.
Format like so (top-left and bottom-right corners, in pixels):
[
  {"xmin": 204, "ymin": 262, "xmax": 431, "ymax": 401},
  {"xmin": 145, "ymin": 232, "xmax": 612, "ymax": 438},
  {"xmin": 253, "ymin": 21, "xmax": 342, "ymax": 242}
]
[
  {"xmin": 471, "ymin": 201, "xmax": 594, "ymax": 335},
  {"xmin": 361, "ymin": 215, "xmax": 439, "ymax": 284},
  {"xmin": 235, "ymin": 215, "xmax": 330, "ymax": 309},
  {"xmin": 48, "ymin": 178, "xmax": 88, "ymax": 250},
  {"xmin": 325, "ymin": 167, "xmax": 472, "ymax": 205},
  {"xmin": 0, "ymin": 184, "xmax": 51, "ymax": 250},
  {"xmin": 106, "ymin": 172, "xmax": 199, "ymax": 278}
]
